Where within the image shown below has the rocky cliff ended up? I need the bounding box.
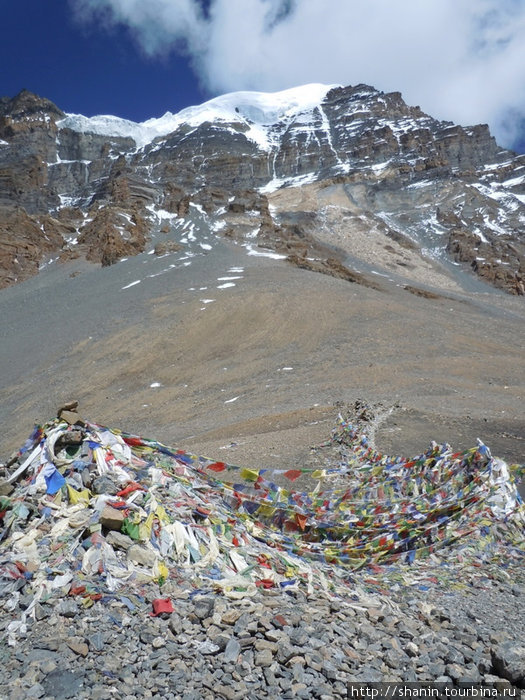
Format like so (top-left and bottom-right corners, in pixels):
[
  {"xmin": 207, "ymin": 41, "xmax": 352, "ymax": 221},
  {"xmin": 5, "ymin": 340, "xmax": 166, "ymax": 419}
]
[{"xmin": 1, "ymin": 84, "xmax": 524, "ymax": 293}]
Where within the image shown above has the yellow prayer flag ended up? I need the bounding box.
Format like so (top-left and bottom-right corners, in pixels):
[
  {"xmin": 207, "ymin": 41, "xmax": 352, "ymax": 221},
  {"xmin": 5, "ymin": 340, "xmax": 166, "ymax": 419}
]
[
  {"xmin": 67, "ymin": 485, "xmax": 91, "ymax": 505},
  {"xmin": 240, "ymin": 468, "xmax": 259, "ymax": 482}
]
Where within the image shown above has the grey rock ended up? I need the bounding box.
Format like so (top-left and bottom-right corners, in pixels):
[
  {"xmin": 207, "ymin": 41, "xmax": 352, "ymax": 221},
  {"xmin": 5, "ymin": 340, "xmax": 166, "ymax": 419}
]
[
  {"xmin": 292, "ymin": 662, "xmax": 306, "ymax": 683},
  {"xmin": 33, "ymin": 603, "xmax": 49, "ymax": 621},
  {"xmin": 233, "ymin": 612, "xmax": 250, "ymax": 634},
  {"xmin": 289, "ymin": 628, "xmax": 309, "ymax": 646},
  {"xmin": 446, "ymin": 647, "xmax": 465, "ymax": 665},
  {"xmin": 398, "ymin": 625, "xmax": 416, "ymax": 639},
  {"xmin": 264, "ymin": 629, "xmax": 281, "ymax": 642},
  {"xmin": 405, "ymin": 641, "xmax": 419, "ymax": 657},
  {"xmin": 435, "ymin": 676, "xmax": 453, "ymax": 686},
  {"xmin": 263, "ymin": 666, "xmax": 278, "ymax": 686},
  {"xmin": 92, "ymin": 475, "xmax": 120, "ymax": 495},
  {"xmin": 428, "ymin": 661, "xmax": 447, "ymax": 677},
  {"xmin": 239, "ymin": 636, "xmax": 256, "ymax": 648},
  {"xmin": 42, "ymin": 670, "xmax": 85, "ymax": 700},
  {"xmin": 242, "ymin": 649, "xmax": 254, "ymax": 667},
  {"xmin": 254, "ymin": 648, "xmax": 274, "ymax": 667},
  {"xmin": 193, "ymin": 596, "xmax": 215, "ymax": 620},
  {"xmin": 152, "ymin": 636, "xmax": 165, "ymax": 649},
  {"xmin": 224, "ymin": 638, "xmax": 241, "ymax": 663},
  {"xmin": 446, "ymin": 663, "xmax": 467, "ymax": 682},
  {"xmin": 23, "ymin": 649, "xmax": 60, "ymax": 663},
  {"xmin": 87, "ymin": 631, "xmax": 106, "ymax": 651},
  {"xmin": 350, "ymin": 668, "xmax": 384, "ymax": 682},
  {"xmin": 210, "ymin": 633, "xmax": 229, "ymax": 652},
  {"xmin": 214, "ymin": 686, "xmax": 236, "ymax": 700},
  {"xmin": 168, "ymin": 612, "xmax": 183, "ymax": 636},
  {"xmin": 105, "ymin": 530, "xmax": 134, "ymax": 550},
  {"xmin": 195, "ymin": 639, "xmax": 220, "ymax": 655},
  {"xmin": 321, "ymin": 660, "xmax": 338, "ymax": 681},
  {"xmin": 306, "ymin": 636, "xmax": 325, "ymax": 650},
  {"xmin": 127, "ymin": 544, "xmax": 157, "ymax": 567},
  {"xmin": 56, "ymin": 599, "xmax": 78, "ymax": 618},
  {"xmin": 403, "ymin": 669, "xmax": 419, "ymax": 682},
  {"xmin": 384, "ymin": 649, "xmax": 408, "ymax": 670},
  {"xmin": 32, "ymin": 638, "xmax": 59, "ymax": 652},
  {"xmin": 483, "ymin": 674, "xmax": 513, "ymax": 690},
  {"xmin": 491, "ymin": 641, "xmax": 525, "ymax": 687},
  {"xmin": 458, "ymin": 666, "xmax": 483, "ymax": 684},
  {"xmin": 277, "ymin": 643, "xmax": 296, "ymax": 665},
  {"xmin": 40, "ymin": 659, "xmax": 58, "ymax": 675}
]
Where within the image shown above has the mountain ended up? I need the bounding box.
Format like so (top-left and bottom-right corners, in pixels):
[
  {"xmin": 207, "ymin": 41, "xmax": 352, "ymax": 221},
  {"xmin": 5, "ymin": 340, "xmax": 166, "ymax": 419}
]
[
  {"xmin": 1, "ymin": 83, "xmax": 525, "ymax": 478},
  {"xmin": 1, "ymin": 84, "xmax": 524, "ymax": 294}
]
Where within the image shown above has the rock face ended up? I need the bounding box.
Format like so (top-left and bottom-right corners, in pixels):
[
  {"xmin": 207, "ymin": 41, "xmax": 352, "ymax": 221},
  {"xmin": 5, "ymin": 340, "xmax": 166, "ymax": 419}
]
[{"xmin": 0, "ymin": 84, "xmax": 524, "ymax": 293}]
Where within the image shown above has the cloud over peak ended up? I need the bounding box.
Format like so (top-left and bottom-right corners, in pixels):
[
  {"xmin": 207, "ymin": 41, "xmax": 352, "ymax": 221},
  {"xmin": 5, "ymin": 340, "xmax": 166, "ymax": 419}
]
[{"xmin": 72, "ymin": 0, "xmax": 525, "ymax": 149}]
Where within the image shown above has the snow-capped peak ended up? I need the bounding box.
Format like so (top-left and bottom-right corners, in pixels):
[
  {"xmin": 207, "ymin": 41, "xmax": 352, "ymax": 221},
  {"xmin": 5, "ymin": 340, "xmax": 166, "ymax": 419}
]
[
  {"xmin": 57, "ymin": 83, "xmax": 338, "ymax": 150},
  {"xmin": 169, "ymin": 83, "xmax": 337, "ymax": 126}
]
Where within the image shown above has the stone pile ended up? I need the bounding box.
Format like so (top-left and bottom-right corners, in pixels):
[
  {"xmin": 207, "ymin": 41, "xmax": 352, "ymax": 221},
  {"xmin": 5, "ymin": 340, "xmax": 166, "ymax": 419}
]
[
  {"xmin": 0, "ymin": 407, "xmax": 523, "ymax": 697},
  {"xmin": 0, "ymin": 573, "xmax": 523, "ymax": 699}
]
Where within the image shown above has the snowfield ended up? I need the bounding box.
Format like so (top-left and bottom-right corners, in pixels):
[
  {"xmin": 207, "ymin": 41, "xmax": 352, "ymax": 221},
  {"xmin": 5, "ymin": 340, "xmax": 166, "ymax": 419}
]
[{"xmin": 57, "ymin": 84, "xmax": 338, "ymax": 150}]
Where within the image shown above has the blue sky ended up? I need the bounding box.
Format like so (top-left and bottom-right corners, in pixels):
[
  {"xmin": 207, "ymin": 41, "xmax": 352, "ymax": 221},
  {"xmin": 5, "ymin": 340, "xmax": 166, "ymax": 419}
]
[
  {"xmin": 1, "ymin": 0, "xmax": 207, "ymax": 119},
  {"xmin": 2, "ymin": 0, "xmax": 525, "ymax": 153}
]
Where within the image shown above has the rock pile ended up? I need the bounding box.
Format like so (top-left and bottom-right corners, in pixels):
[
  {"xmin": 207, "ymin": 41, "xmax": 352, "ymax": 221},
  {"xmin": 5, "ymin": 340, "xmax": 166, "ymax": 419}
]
[
  {"xmin": 1, "ymin": 575, "xmax": 524, "ymax": 699},
  {"xmin": 0, "ymin": 406, "xmax": 523, "ymax": 698}
]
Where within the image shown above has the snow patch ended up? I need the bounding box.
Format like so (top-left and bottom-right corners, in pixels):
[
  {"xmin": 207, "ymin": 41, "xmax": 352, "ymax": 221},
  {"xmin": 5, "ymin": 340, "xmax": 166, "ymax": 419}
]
[
  {"xmin": 58, "ymin": 84, "xmax": 338, "ymax": 151},
  {"xmin": 245, "ymin": 244, "xmax": 287, "ymax": 259},
  {"xmin": 58, "ymin": 194, "xmax": 79, "ymax": 208},
  {"xmin": 146, "ymin": 205, "xmax": 179, "ymax": 221},
  {"xmin": 189, "ymin": 202, "xmax": 206, "ymax": 215},
  {"xmin": 371, "ymin": 160, "xmax": 392, "ymax": 172},
  {"xmin": 260, "ymin": 172, "xmax": 318, "ymax": 194},
  {"xmin": 502, "ymin": 173, "xmax": 525, "ymax": 187},
  {"xmin": 407, "ymin": 179, "xmax": 433, "ymax": 189}
]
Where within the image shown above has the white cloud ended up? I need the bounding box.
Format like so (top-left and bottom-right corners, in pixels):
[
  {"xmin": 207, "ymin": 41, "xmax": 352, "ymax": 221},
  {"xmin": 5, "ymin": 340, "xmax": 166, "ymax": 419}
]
[{"xmin": 72, "ymin": 0, "xmax": 525, "ymax": 149}]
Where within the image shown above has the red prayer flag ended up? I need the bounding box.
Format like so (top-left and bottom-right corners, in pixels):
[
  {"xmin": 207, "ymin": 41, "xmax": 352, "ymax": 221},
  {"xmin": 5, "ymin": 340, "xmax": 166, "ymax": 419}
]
[
  {"xmin": 116, "ymin": 482, "xmax": 145, "ymax": 497},
  {"xmin": 69, "ymin": 585, "xmax": 86, "ymax": 596},
  {"xmin": 257, "ymin": 555, "xmax": 272, "ymax": 569},
  {"xmin": 207, "ymin": 462, "xmax": 227, "ymax": 472},
  {"xmin": 150, "ymin": 598, "xmax": 174, "ymax": 616},
  {"xmin": 255, "ymin": 579, "xmax": 275, "ymax": 589},
  {"xmin": 123, "ymin": 436, "xmax": 144, "ymax": 447},
  {"xmin": 295, "ymin": 513, "xmax": 308, "ymax": 531},
  {"xmin": 283, "ymin": 469, "xmax": 302, "ymax": 481}
]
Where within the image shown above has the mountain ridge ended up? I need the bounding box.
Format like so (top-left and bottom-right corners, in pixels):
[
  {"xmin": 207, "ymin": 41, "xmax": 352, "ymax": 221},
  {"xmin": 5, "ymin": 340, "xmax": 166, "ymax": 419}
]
[{"xmin": 0, "ymin": 83, "xmax": 524, "ymax": 294}]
